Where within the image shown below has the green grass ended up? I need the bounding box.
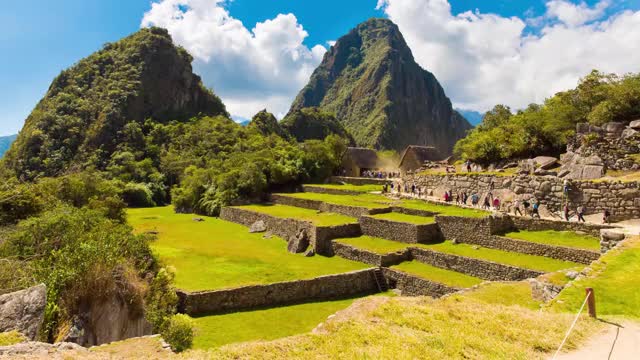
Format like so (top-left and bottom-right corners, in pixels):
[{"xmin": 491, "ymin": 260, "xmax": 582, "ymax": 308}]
[
  {"xmin": 236, "ymin": 204, "xmax": 357, "ymax": 226},
  {"xmin": 424, "ymin": 241, "xmax": 583, "ymax": 272},
  {"xmin": 335, "ymin": 236, "xmax": 411, "ymax": 254},
  {"xmin": 127, "ymin": 207, "xmax": 367, "ymax": 291},
  {"xmin": 392, "ymin": 261, "xmax": 483, "ymax": 288},
  {"xmin": 452, "ymin": 282, "xmax": 544, "ymax": 310},
  {"xmin": 279, "ymin": 192, "xmax": 392, "ymax": 209},
  {"xmin": 551, "ymin": 236, "xmax": 640, "ymax": 319},
  {"xmin": 193, "ymin": 296, "xmax": 385, "ymax": 349},
  {"xmin": 505, "ymin": 230, "xmax": 600, "ymax": 251},
  {"xmin": 370, "ymin": 212, "xmax": 435, "ymax": 224},
  {"xmin": 304, "ymin": 183, "xmax": 383, "ymax": 193},
  {"xmin": 398, "ymin": 199, "xmax": 490, "ymax": 218},
  {"xmin": 0, "ymin": 331, "xmax": 25, "ymax": 346}
]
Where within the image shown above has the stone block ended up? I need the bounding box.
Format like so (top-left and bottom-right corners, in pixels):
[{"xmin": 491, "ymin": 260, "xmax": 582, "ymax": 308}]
[
  {"xmin": 0, "ymin": 284, "xmax": 46, "ymax": 340},
  {"xmin": 629, "ymin": 119, "xmax": 640, "ymax": 130}
]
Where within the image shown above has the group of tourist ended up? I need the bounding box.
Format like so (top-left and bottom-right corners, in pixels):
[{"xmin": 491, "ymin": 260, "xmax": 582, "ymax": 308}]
[{"xmin": 360, "ymin": 170, "xmax": 399, "ymax": 179}]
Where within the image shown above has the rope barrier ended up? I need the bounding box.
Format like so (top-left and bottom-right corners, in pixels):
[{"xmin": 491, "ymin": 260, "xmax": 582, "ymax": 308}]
[{"xmin": 551, "ymin": 293, "xmax": 590, "ymax": 359}]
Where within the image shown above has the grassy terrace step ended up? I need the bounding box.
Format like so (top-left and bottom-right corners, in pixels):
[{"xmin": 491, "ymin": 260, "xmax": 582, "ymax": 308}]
[
  {"xmin": 280, "ymin": 192, "xmax": 391, "ymax": 209},
  {"xmin": 370, "ymin": 212, "xmax": 435, "ymax": 224},
  {"xmin": 236, "ymin": 204, "xmax": 357, "ymax": 226},
  {"xmin": 335, "ymin": 235, "xmax": 412, "ymax": 254},
  {"xmin": 127, "ymin": 207, "xmax": 366, "ymax": 291},
  {"xmin": 398, "ymin": 199, "xmax": 490, "ymax": 218},
  {"xmin": 423, "ymin": 241, "xmax": 583, "ymax": 272},
  {"xmin": 504, "ymin": 230, "xmax": 600, "ymax": 251},
  {"xmin": 391, "ymin": 261, "xmax": 484, "ymax": 288},
  {"xmin": 305, "ymin": 183, "xmax": 383, "ymax": 193}
]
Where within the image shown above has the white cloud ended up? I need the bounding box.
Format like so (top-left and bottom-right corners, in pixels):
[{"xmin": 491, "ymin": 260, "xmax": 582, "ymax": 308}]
[
  {"xmin": 377, "ymin": 0, "xmax": 640, "ymax": 112},
  {"xmin": 141, "ymin": 0, "xmax": 325, "ymax": 119},
  {"xmin": 546, "ymin": 0, "xmax": 609, "ymax": 27}
]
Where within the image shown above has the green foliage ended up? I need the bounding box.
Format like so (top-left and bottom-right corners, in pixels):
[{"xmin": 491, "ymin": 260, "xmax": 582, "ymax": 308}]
[
  {"xmin": 0, "ymin": 206, "xmax": 155, "ymax": 341},
  {"xmin": 456, "ymin": 70, "xmax": 640, "ymax": 164},
  {"xmin": 0, "ymin": 180, "xmax": 46, "ymax": 225},
  {"xmin": 280, "ymin": 107, "xmax": 354, "ymax": 144},
  {"xmin": 122, "ymin": 182, "xmax": 156, "ymax": 208},
  {"xmin": 247, "ymin": 110, "xmax": 289, "ymax": 138},
  {"xmin": 162, "ymin": 314, "xmax": 195, "ymax": 352},
  {"xmin": 145, "ymin": 268, "xmax": 179, "ymax": 333}
]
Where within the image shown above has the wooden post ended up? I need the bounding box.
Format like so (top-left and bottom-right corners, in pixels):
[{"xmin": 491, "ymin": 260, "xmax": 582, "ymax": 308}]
[{"xmin": 586, "ymin": 288, "xmax": 596, "ymax": 318}]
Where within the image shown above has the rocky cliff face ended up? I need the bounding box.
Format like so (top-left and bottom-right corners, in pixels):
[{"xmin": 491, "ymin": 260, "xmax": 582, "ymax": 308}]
[
  {"xmin": 289, "ymin": 18, "xmax": 471, "ymax": 154},
  {"xmin": 4, "ymin": 27, "xmax": 227, "ymax": 179}
]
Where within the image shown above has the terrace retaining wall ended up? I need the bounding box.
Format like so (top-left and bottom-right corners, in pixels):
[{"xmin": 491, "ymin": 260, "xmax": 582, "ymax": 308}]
[
  {"xmin": 509, "ymin": 217, "xmax": 614, "ymax": 238},
  {"xmin": 330, "ymin": 176, "xmax": 391, "ymax": 186},
  {"xmin": 382, "ymin": 268, "xmax": 460, "ymax": 297},
  {"xmin": 435, "ymin": 215, "xmax": 512, "ymax": 243},
  {"xmin": 331, "ymin": 241, "xmax": 410, "ymax": 267},
  {"xmin": 219, "ymin": 207, "xmax": 360, "ymax": 255},
  {"xmin": 302, "ymin": 185, "xmax": 361, "ymax": 195},
  {"xmin": 402, "ymin": 173, "xmax": 640, "ymax": 221},
  {"xmin": 409, "ymin": 248, "xmax": 543, "ymax": 281},
  {"xmin": 177, "ymin": 269, "xmax": 378, "ymax": 315},
  {"xmin": 270, "ymin": 194, "xmax": 391, "ymax": 218},
  {"xmin": 478, "ymin": 236, "xmax": 599, "ymax": 264},
  {"xmin": 391, "ymin": 206, "xmax": 437, "ymax": 217},
  {"xmin": 359, "ymin": 216, "xmax": 443, "ymax": 244}
]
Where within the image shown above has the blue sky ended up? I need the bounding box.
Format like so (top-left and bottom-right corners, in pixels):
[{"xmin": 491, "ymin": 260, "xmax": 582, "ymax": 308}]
[{"xmin": 1, "ymin": 0, "xmax": 639, "ymax": 136}]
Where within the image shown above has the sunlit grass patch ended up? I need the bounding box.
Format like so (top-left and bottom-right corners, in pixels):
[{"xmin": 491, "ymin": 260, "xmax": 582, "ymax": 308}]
[{"xmin": 505, "ymin": 230, "xmax": 600, "ymax": 251}]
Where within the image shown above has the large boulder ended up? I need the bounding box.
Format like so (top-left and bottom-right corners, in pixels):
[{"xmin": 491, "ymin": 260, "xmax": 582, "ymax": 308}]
[
  {"xmin": 287, "ymin": 229, "xmax": 309, "ymax": 254},
  {"xmin": 629, "ymin": 119, "xmax": 640, "ymax": 130},
  {"xmin": 533, "ymin": 156, "xmax": 558, "ymax": 170},
  {"xmin": 0, "ymin": 341, "xmax": 86, "ymax": 357},
  {"xmin": 0, "ymin": 284, "xmax": 46, "ymax": 340},
  {"xmin": 249, "ymin": 220, "xmax": 267, "ymax": 233},
  {"xmin": 604, "ymin": 122, "xmax": 626, "ymax": 135}
]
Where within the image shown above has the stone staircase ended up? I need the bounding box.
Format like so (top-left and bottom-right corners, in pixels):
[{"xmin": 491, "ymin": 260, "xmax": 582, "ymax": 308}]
[{"xmin": 372, "ymin": 268, "xmax": 389, "ymax": 292}]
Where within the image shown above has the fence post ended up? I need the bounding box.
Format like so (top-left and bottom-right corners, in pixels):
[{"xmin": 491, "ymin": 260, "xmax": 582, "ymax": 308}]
[{"xmin": 586, "ymin": 288, "xmax": 596, "ymax": 318}]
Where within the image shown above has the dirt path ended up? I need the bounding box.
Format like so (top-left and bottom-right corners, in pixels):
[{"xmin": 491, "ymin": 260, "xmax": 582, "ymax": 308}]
[{"xmin": 555, "ymin": 321, "xmax": 640, "ymax": 360}]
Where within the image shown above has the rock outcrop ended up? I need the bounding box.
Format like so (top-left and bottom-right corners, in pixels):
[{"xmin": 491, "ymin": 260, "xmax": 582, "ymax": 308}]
[
  {"xmin": 289, "ymin": 18, "xmax": 471, "ymax": 154},
  {"xmin": 0, "ymin": 284, "xmax": 46, "ymax": 340}
]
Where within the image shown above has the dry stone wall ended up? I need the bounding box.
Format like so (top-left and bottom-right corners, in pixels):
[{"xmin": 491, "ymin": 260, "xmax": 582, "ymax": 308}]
[
  {"xmin": 330, "ymin": 176, "xmax": 391, "ymax": 186},
  {"xmin": 220, "ymin": 207, "xmax": 360, "ymax": 255},
  {"xmin": 485, "ymin": 236, "xmax": 599, "ymax": 264},
  {"xmin": 403, "ymin": 173, "xmax": 640, "ymax": 221},
  {"xmin": 509, "ymin": 216, "xmax": 614, "ymax": 238},
  {"xmin": 382, "ymin": 268, "xmax": 459, "ymax": 297},
  {"xmin": 302, "ymin": 185, "xmax": 361, "ymax": 195},
  {"xmin": 332, "ymin": 241, "xmax": 410, "ymax": 267},
  {"xmin": 270, "ymin": 194, "xmax": 391, "ymax": 218},
  {"xmin": 410, "ymin": 248, "xmax": 543, "ymax": 281},
  {"xmin": 359, "ymin": 216, "xmax": 443, "ymax": 244},
  {"xmin": 177, "ymin": 269, "xmax": 378, "ymax": 315}
]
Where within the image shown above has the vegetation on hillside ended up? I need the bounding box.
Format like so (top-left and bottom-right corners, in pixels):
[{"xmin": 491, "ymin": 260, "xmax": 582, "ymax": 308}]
[
  {"xmin": 280, "ymin": 107, "xmax": 354, "ymax": 144},
  {"xmin": 246, "ymin": 110, "xmax": 289, "ymax": 138},
  {"xmin": 0, "ymin": 135, "xmax": 17, "ymax": 158},
  {"xmin": 455, "ymin": 70, "xmax": 640, "ymax": 164}
]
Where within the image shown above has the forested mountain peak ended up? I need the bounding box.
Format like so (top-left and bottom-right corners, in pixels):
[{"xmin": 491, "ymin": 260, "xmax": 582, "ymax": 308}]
[
  {"xmin": 4, "ymin": 27, "xmax": 227, "ymax": 180},
  {"xmin": 289, "ymin": 18, "xmax": 471, "ymax": 153}
]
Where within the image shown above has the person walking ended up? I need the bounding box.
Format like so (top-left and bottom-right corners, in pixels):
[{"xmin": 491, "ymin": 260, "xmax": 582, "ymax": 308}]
[
  {"xmin": 466, "ymin": 160, "xmax": 472, "ymax": 173},
  {"xmin": 522, "ymin": 199, "xmax": 530, "ymax": 216},
  {"xmin": 513, "ymin": 199, "xmax": 522, "ymax": 216},
  {"xmin": 462, "ymin": 192, "xmax": 468, "ymax": 205},
  {"xmin": 603, "ymin": 209, "xmax": 611, "ymax": 224},
  {"xmin": 482, "ymin": 196, "xmax": 491, "ymax": 210},
  {"xmin": 493, "ymin": 197, "xmax": 500, "ymax": 211},
  {"xmin": 577, "ymin": 205, "xmax": 586, "ymax": 223},
  {"xmin": 471, "ymin": 193, "xmax": 479, "ymax": 207},
  {"xmin": 531, "ymin": 201, "xmax": 541, "ymax": 219},
  {"xmin": 563, "ymin": 203, "xmax": 570, "ymax": 221}
]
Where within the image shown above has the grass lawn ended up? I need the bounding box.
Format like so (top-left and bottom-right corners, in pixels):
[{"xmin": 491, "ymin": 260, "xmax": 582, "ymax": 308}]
[
  {"xmin": 424, "ymin": 241, "xmax": 583, "ymax": 272},
  {"xmin": 304, "ymin": 183, "xmax": 383, "ymax": 193},
  {"xmin": 335, "ymin": 236, "xmax": 411, "ymax": 254},
  {"xmin": 504, "ymin": 230, "xmax": 600, "ymax": 251},
  {"xmin": 193, "ymin": 296, "xmax": 378, "ymax": 349},
  {"xmin": 370, "ymin": 212, "xmax": 435, "ymax": 224},
  {"xmin": 451, "ymin": 282, "xmax": 544, "ymax": 310},
  {"xmin": 391, "ymin": 261, "xmax": 483, "ymax": 288},
  {"xmin": 550, "ymin": 236, "xmax": 640, "ymax": 319},
  {"xmin": 127, "ymin": 207, "xmax": 367, "ymax": 291},
  {"xmin": 279, "ymin": 192, "xmax": 392, "ymax": 209},
  {"xmin": 398, "ymin": 199, "xmax": 490, "ymax": 218},
  {"xmin": 236, "ymin": 204, "xmax": 357, "ymax": 226}
]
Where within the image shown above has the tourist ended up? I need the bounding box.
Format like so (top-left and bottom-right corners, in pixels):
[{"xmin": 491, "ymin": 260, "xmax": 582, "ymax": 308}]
[
  {"xmin": 411, "ymin": 183, "xmax": 416, "ymax": 194},
  {"xmin": 603, "ymin": 209, "xmax": 611, "ymax": 224},
  {"xmin": 471, "ymin": 193, "xmax": 479, "ymax": 207},
  {"xmin": 577, "ymin": 205, "xmax": 586, "ymax": 223},
  {"xmin": 513, "ymin": 199, "xmax": 522, "ymax": 216},
  {"xmin": 482, "ymin": 196, "xmax": 491, "ymax": 210},
  {"xmin": 531, "ymin": 201, "xmax": 541, "ymax": 219},
  {"xmin": 455, "ymin": 193, "xmax": 460, "ymax": 204},
  {"xmin": 563, "ymin": 179, "xmax": 570, "ymax": 195},
  {"xmin": 563, "ymin": 203, "xmax": 570, "ymax": 221},
  {"xmin": 417, "ymin": 186, "xmax": 422, "ymax": 198},
  {"xmin": 466, "ymin": 160, "xmax": 472, "ymax": 173},
  {"xmin": 444, "ymin": 191, "xmax": 450, "ymax": 202},
  {"xmin": 493, "ymin": 197, "xmax": 500, "ymax": 211},
  {"xmin": 462, "ymin": 192, "xmax": 468, "ymax": 205},
  {"xmin": 382, "ymin": 184, "xmax": 388, "ymax": 194},
  {"xmin": 522, "ymin": 199, "xmax": 530, "ymax": 216}
]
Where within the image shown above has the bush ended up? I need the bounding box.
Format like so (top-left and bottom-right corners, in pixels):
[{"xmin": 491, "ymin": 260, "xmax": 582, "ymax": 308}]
[
  {"xmin": 162, "ymin": 314, "xmax": 195, "ymax": 353},
  {"xmin": 145, "ymin": 268, "xmax": 179, "ymax": 333},
  {"xmin": 122, "ymin": 182, "xmax": 156, "ymax": 208}
]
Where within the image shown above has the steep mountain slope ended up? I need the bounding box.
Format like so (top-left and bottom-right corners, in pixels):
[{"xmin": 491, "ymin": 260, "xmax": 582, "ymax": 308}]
[
  {"xmin": 281, "ymin": 107, "xmax": 354, "ymax": 144},
  {"xmin": 0, "ymin": 134, "xmax": 17, "ymax": 158},
  {"xmin": 247, "ymin": 110, "xmax": 289, "ymax": 138},
  {"xmin": 289, "ymin": 18, "xmax": 471, "ymax": 153},
  {"xmin": 4, "ymin": 27, "xmax": 227, "ymax": 179}
]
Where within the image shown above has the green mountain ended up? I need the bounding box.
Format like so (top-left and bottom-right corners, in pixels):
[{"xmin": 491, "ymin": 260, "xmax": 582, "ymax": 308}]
[
  {"xmin": 247, "ymin": 110, "xmax": 289, "ymax": 138},
  {"xmin": 280, "ymin": 107, "xmax": 354, "ymax": 143},
  {"xmin": 4, "ymin": 27, "xmax": 227, "ymax": 180},
  {"xmin": 289, "ymin": 18, "xmax": 471, "ymax": 154},
  {"xmin": 0, "ymin": 134, "xmax": 17, "ymax": 158}
]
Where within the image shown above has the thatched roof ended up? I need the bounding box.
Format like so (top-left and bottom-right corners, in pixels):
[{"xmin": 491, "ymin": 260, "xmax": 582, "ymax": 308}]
[
  {"xmin": 342, "ymin": 147, "xmax": 379, "ymax": 168},
  {"xmin": 399, "ymin": 145, "xmax": 445, "ymax": 168}
]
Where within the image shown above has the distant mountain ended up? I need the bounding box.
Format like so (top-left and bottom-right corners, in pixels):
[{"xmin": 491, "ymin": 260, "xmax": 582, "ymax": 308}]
[
  {"xmin": 0, "ymin": 134, "xmax": 17, "ymax": 158},
  {"xmin": 289, "ymin": 18, "xmax": 471, "ymax": 154},
  {"xmin": 5, "ymin": 27, "xmax": 227, "ymax": 179},
  {"xmin": 456, "ymin": 109, "xmax": 484, "ymax": 126}
]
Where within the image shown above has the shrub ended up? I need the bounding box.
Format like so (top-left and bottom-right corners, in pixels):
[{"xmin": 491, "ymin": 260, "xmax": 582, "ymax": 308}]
[
  {"xmin": 145, "ymin": 268, "xmax": 179, "ymax": 333},
  {"xmin": 162, "ymin": 314, "xmax": 195, "ymax": 353},
  {"xmin": 122, "ymin": 182, "xmax": 156, "ymax": 208}
]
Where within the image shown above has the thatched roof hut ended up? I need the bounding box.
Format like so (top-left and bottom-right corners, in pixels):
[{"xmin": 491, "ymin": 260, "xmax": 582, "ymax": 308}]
[
  {"xmin": 398, "ymin": 145, "xmax": 444, "ymax": 174},
  {"xmin": 341, "ymin": 147, "xmax": 379, "ymax": 177}
]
